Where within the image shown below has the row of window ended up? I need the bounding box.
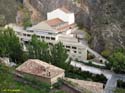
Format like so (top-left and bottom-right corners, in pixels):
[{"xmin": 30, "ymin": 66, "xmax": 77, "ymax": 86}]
[
  {"xmin": 23, "ymin": 33, "xmax": 55, "ymax": 40},
  {"xmin": 66, "ymin": 48, "xmax": 82, "ymax": 54},
  {"xmin": 64, "ymin": 45, "xmax": 77, "ymax": 49}
]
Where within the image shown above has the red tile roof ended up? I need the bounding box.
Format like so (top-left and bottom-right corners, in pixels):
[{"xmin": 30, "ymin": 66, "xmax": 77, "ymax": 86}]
[{"xmin": 46, "ymin": 18, "xmax": 64, "ymax": 27}]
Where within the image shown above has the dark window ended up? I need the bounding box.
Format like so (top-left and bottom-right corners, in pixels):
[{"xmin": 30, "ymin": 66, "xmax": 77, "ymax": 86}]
[
  {"xmin": 41, "ymin": 36, "xmax": 44, "ymax": 38},
  {"xmin": 46, "ymin": 37, "xmax": 50, "ymax": 39},
  {"xmin": 72, "ymin": 46, "xmax": 77, "ymax": 49},
  {"xmin": 23, "ymin": 33, "xmax": 26, "ymax": 36},
  {"xmin": 66, "ymin": 46, "xmax": 70, "ymax": 48},
  {"xmin": 74, "ymin": 51, "xmax": 77, "ymax": 53},
  {"xmin": 67, "ymin": 49, "xmax": 70, "ymax": 52},
  {"xmin": 27, "ymin": 34, "xmax": 31, "ymax": 37},
  {"xmin": 51, "ymin": 37, "xmax": 55, "ymax": 40},
  {"xmin": 37, "ymin": 35, "xmax": 40, "ymax": 38}
]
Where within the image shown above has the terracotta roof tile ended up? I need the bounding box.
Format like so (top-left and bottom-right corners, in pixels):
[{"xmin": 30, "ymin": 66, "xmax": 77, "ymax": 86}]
[{"xmin": 46, "ymin": 18, "xmax": 65, "ymax": 27}]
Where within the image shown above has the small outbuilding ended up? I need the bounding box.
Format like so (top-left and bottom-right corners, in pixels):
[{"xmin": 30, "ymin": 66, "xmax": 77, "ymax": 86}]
[{"xmin": 16, "ymin": 59, "xmax": 65, "ymax": 85}]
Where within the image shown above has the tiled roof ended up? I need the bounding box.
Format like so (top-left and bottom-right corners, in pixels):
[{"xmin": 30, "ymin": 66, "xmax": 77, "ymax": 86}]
[
  {"xmin": 46, "ymin": 18, "xmax": 65, "ymax": 27},
  {"xmin": 16, "ymin": 59, "xmax": 64, "ymax": 78}
]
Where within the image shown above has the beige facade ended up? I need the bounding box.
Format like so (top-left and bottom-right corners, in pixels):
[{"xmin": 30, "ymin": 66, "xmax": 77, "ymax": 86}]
[{"xmin": 6, "ymin": 8, "xmax": 88, "ymax": 61}]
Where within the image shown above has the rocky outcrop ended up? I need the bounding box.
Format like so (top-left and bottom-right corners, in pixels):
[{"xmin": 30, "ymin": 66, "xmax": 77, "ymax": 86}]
[
  {"xmin": 90, "ymin": 0, "xmax": 125, "ymax": 52},
  {"xmin": 0, "ymin": 0, "xmax": 22, "ymax": 24}
]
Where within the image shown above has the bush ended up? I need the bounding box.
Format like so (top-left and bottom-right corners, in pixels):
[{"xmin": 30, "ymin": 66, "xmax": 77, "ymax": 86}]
[
  {"xmin": 101, "ymin": 49, "xmax": 112, "ymax": 58},
  {"xmin": 117, "ymin": 80, "xmax": 125, "ymax": 88},
  {"xmin": 65, "ymin": 66, "xmax": 107, "ymax": 84},
  {"xmin": 53, "ymin": 79, "xmax": 63, "ymax": 89}
]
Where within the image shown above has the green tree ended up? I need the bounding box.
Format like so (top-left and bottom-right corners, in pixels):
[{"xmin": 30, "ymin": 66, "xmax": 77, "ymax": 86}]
[
  {"xmin": 0, "ymin": 28, "xmax": 24, "ymax": 63},
  {"xmin": 28, "ymin": 35, "xmax": 50, "ymax": 62},
  {"xmin": 107, "ymin": 48, "xmax": 125, "ymax": 73},
  {"xmin": 50, "ymin": 42, "xmax": 70, "ymax": 70}
]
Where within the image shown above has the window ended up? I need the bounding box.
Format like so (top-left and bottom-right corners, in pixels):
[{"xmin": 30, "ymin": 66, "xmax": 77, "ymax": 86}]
[
  {"xmin": 72, "ymin": 46, "xmax": 77, "ymax": 49},
  {"xmin": 23, "ymin": 33, "xmax": 26, "ymax": 36},
  {"xmin": 46, "ymin": 37, "xmax": 50, "ymax": 40},
  {"xmin": 37, "ymin": 35, "xmax": 40, "ymax": 38},
  {"xmin": 66, "ymin": 49, "xmax": 70, "ymax": 52},
  {"xmin": 66, "ymin": 46, "xmax": 70, "ymax": 48},
  {"xmin": 49, "ymin": 43, "xmax": 53, "ymax": 45},
  {"xmin": 41, "ymin": 36, "xmax": 45, "ymax": 39},
  {"xmin": 51, "ymin": 37, "xmax": 55, "ymax": 40},
  {"xmin": 74, "ymin": 51, "xmax": 77, "ymax": 53},
  {"xmin": 27, "ymin": 34, "xmax": 31, "ymax": 37}
]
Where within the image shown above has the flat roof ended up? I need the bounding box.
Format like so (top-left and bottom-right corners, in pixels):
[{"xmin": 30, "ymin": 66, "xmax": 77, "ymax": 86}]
[
  {"xmin": 16, "ymin": 59, "xmax": 65, "ymax": 78},
  {"xmin": 59, "ymin": 7, "xmax": 71, "ymax": 13}
]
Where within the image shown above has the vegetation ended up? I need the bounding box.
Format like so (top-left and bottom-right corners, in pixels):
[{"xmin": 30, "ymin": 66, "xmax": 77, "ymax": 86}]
[
  {"xmin": 50, "ymin": 42, "xmax": 70, "ymax": 70},
  {"xmin": 0, "ymin": 64, "xmax": 66, "ymax": 93},
  {"xmin": 28, "ymin": 35, "xmax": 50, "ymax": 62},
  {"xmin": 77, "ymin": 60, "xmax": 107, "ymax": 69},
  {"xmin": 101, "ymin": 49, "xmax": 112, "ymax": 58},
  {"xmin": 113, "ymin": 80, "xmax": 125, "ymax": 93},
  {"xmin": 22, "ymin": 8, "xmax": 32, "ymax": 29},
  {"xmin": 66, "ymin": 66, "xmax": 107, "ymax": 84},
  {"xmin": 106, "ymin": 48, "xmax": 125, "ymax": 73},
  {"xmin": 114, "ymin": 88, "xmax": 125, "ymax": 93},
  {"xmin": 0, "ymin": 28, "xmax": 24, "ymax": 63},
  {"xmin": 27, "ymin": 35, "xmax": 70, "ymax": 70},
  {"xmin": 0, "ymin": 64, "xmax": 48, "ymax": 93},
  {"xmin": 117, "ymin": 80, "xmax": 125, "ymax": 88}
]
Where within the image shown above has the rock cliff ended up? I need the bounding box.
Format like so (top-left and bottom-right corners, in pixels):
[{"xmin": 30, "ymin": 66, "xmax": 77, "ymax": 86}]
[{"xmin": 0, "ymin": 0, "xmax": 22, "ymax": 24}]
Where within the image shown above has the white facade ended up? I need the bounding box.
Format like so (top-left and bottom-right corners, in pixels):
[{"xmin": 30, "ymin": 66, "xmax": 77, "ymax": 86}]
[
  {"xmin": 6, "ymin": 8, "xmax": 88, "ymax": 61},
  {"xmin": 47, "ymin": 8, "xmax": 75, "ymax": 25}
]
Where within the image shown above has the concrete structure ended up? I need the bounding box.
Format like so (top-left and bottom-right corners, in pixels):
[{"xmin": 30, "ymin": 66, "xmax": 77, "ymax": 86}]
[
  {"xmin": 47, "ymin": 7, "xmax": 75, "ymax": 24},
  {"xmin": 6, "ymin": 8, "xmax": 87, "ymax": 61},
  {"xmin": 6, "ymin": 7, "xmax": 107, "ymax": 63},
  {"xmin": 16, "ymin": 59, "xmax": 65, "ymax": 85}
]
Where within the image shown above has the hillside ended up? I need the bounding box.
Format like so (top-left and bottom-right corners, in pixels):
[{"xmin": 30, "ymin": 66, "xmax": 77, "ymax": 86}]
[
  {"xmin": 0, "ymin": 0, "xmax": 21, "ymax": 24},
  {"xmin": 29, "ymin": 0, "xmax": 125, "ymax": 52}
]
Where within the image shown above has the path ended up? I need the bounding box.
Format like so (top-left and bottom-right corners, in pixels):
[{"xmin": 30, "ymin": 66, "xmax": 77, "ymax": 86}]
[
  {"xmin": 71, "ymin": 61, "xmax": 113, "ymax": 79},
  {"xmin": 71, "ymin": 61, "xmax": 125, "ymax": 93}
]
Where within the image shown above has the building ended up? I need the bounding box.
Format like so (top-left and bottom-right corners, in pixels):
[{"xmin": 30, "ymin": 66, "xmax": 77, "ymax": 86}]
[
  {"xmin": 6, "ymin": 7, "xmax": 88, "ymax": 61},
  {"xmin": 16, "ymin": 59, "xmax": 65, "ymax": 85},
  {"xmin": 47, "ymin": 7, "xmax": 75, "ymax": 25}
]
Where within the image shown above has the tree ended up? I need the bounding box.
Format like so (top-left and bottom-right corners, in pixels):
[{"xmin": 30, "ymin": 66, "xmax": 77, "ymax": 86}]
[
  {"xmin": 107, "ymin": 48, "xmax": 125, "ymax": 73},
  {"xmin": 27, "ymin": 35, "xmax": 50, "ymax": 62},
  {"xmin": 0, "ymin": 28, "xmax": 24, "ymax": 63},
  {"xmin": 50, "ymin": 42, "xmax": 70, "ymax": 70}
]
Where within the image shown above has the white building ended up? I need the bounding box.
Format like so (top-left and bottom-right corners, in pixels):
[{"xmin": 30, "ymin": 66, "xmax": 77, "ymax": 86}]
[
  {"xmin": 6, "ymin": 8, "xmax": 87, "ymax": 61},
  {"xmin": 47, "ymin": 7, "xmax": 75, "ymax": 25}
]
